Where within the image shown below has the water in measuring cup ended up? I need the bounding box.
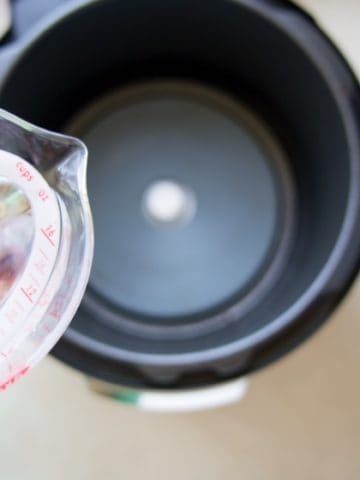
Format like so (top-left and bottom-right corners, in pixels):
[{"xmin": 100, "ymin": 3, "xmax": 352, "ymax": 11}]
[{"xmin": 0, "ymin": 178, "xmax": 34, "ymax": 306}]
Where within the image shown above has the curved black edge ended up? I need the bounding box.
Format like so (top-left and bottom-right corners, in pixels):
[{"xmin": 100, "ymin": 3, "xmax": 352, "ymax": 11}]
[
  {"xmin": 55, "ymin": 0, "xmax": 360, "ymax": 387},
  {"xmin": 4, "ymin": 0, "xmax": 360, "ymax": 389},
  {"xmin": 51, "ymin": 283, "xmax": 356, "ymax": 389}
]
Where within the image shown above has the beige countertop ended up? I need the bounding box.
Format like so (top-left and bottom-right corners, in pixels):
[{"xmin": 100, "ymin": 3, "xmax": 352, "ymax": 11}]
[{"xmin": 1, "ymin": 2, "xmax": 360, "ymax": 479}]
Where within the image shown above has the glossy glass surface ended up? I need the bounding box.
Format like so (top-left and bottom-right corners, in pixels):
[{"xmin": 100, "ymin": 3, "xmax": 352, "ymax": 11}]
[{"xmin": 0, "ymin": 109, "xmax": 93, "ymax": 390}]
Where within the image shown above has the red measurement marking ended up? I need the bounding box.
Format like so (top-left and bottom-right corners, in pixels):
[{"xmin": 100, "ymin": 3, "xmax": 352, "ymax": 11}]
[
  {"xmin": 38, "ymin": 189, "xmax": 49, "ymax": 202},
  {"xmin": 49, "ymin": 296, "xmax": 65, "ymax": 321},
  {"xmin": 16, "ymin": 162, "xmax": 33, "ymax": 182},
  {"xmin": 39, "ymin": 248, "xmax": 49, "ymax": 260},
  {"xmin": 41, "ymin": 226, "xmax": 56, "ymax": 246},
  {"xmin": 21, "ymin": 287, "xmax": 34, "ymax": 303},
  {"xmin": 34, "ymin": 251, "xmax": 49, "ymax": 275},
  {"xmin": 0, "ymin": 366, "xmax": 30, "ymax": 392},
  {"xmin": 49, "ymin": 307, "xmax": 61, "ymax": 321}
]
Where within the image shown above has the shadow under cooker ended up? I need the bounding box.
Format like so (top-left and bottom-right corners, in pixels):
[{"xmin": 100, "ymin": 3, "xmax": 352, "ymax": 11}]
[{"xmin": 0, "ymin": 0, "xmax": 359, "ymax": 389}]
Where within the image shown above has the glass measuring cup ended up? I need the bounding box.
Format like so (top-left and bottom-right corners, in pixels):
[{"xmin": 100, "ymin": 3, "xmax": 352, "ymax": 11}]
[{"xmin": 0, "ymin": 108, "xmax": 93, "ymax": 390}]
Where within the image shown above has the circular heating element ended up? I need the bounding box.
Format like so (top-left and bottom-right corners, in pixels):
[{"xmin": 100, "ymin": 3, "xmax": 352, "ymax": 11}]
[
  {"xmin": 68, "ymin": 82, "xmax": 294, "ymax": 321},
  {"xmin": 142, "ymin": 179, "xmax": 196, "ymax": 227}
]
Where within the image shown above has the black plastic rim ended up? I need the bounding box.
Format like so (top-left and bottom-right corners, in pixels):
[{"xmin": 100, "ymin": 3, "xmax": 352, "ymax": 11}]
[{"xmin": 1, "ymin": 0, "xmax": 360, "ymax": 389}]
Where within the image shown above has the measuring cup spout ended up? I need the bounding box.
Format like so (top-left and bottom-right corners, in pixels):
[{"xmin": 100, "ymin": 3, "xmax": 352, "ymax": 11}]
[
  {"xmin": 0, "ymin": 107, "xmax": 90, "ymax": 210},
  {"xmin": 52, "ymin": 135, "xmax": 88, "ymax": 199},
  {"xmin": 0, "ymin": 108, "xmax": 87, "ymax": 175}
]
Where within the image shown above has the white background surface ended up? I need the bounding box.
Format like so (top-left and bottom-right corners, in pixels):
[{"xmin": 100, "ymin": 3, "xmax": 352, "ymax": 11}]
[{"xmin": 1, "ymin": 1, "xmax": 360, "ymax": 479}]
